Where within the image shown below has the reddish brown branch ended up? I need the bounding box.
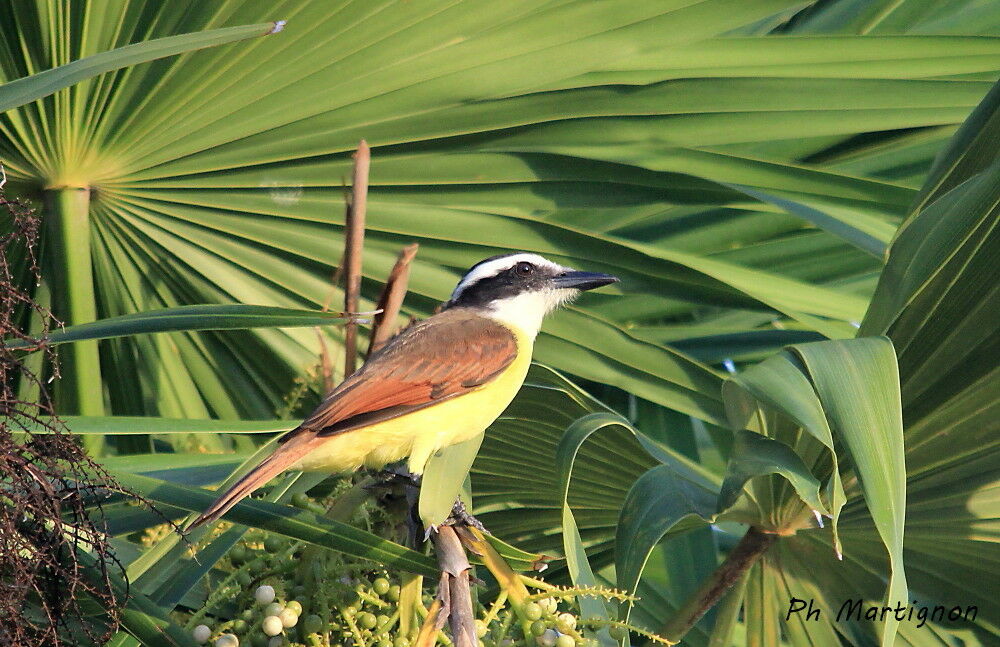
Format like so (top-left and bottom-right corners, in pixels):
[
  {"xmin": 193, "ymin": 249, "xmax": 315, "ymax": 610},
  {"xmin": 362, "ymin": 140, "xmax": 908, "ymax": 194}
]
[
  {"xmin": 367, "ymin": 243, "xmax": 418, "ymax": 357},
  {"xmin": 341, "ymin": 140, "xmax": 370, "ymax": 377}
]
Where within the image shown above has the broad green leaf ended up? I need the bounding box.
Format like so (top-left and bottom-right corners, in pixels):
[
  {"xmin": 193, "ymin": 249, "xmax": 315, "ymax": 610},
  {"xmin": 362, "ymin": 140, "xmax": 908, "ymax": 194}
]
[
  {"xmin": 112, "ymin": 471, "xmax": 438, "ymax": 578},
  {"xmin": 724, "ymin": 354, "xmax": 847, "ymax": 556},
  {"xmin": 419, "ymin": 432, "xmax": 484, "ymax": 528},
  {"xmin": 0, "ymin": 22, "xmax": 284, "ymax": 112},
  {"xmin": 615, "ymin": 464, "xmax": 715, "ymax": 620},
  {"xmin": 723, "ymin": 184, "xmax": 894, "ymax": 258},
  {"xmin": 716, "ymin": 429, "xmax": 826, "ymax": 516},
  {"xmin": 5, "ymin": 304, "xmax": 351, "ymax": 350},
  {"xmin": 790, "ymin": 338, "xmax": 907, "ymax": 647},
  {"xmin": 909, "ymin": 79, "xmax": 1000, "ymax": 216}
]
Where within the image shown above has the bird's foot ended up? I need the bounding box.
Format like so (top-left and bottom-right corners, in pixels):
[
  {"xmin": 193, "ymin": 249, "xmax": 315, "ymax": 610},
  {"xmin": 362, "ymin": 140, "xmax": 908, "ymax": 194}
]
[
  {"xmin": 443, "ymin": 497, "xmax": 486, "ymax": 533},
  {"xmin": 368, "ymin": 465, "xmax": 421, "ymax": 490}
]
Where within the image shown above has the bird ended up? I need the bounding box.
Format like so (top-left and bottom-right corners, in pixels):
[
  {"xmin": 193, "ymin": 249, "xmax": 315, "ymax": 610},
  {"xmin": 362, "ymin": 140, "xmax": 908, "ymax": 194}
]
[{"xmin": 191, "ymin": 253, "xmax": 618, "ymax": 527}]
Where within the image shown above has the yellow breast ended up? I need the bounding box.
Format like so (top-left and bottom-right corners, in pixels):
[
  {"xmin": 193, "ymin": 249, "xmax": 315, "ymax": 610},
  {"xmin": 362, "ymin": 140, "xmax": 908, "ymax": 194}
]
[{"xmin": 291, "ymin": 325, "xmax": 532, "ymax": 475}]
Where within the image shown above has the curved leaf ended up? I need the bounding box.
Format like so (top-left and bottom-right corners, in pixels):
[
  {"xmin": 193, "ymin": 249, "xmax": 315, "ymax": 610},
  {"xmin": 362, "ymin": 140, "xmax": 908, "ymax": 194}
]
[
  {"xmin": 615, "ymin": 464, "xmax": 715, "ymax": 617},
  {"xmin": 716, "ymin": 429, "xmax": 826, "ymax": 516},
  {"xmin": 790, "ymin": 338, "xmax": 907, "ymax": 647}
]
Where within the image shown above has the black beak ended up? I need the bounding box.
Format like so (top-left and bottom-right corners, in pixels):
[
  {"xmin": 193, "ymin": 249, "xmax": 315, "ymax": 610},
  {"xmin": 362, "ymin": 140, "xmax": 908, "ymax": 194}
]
[{"xmin": 552, "ymin": 271, "xmax": 619, "ymax": 291}]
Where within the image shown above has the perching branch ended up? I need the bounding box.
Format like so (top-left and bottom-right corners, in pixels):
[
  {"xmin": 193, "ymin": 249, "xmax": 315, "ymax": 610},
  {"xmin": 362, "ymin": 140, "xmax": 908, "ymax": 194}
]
[
  {"xmin": 432, "ymin": 525, "xmax": 477, "ymax": 647},
  {"xmin": 342, "ymin": 139, "xmax": 370, "ymax": 377},
  {"xmin": 661, "ymin": 525, "xmax": 776, "ymax": 642},
  {"xmin": 368, "ymin": 243, "xmax": 418, "ymax": 355}
]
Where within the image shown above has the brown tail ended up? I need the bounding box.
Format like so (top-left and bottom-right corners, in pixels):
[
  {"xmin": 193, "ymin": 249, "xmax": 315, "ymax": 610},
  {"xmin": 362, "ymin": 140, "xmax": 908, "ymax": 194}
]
[{"xmin": 190, "ymin": 432, "xmax": 315, "ymax": 528}]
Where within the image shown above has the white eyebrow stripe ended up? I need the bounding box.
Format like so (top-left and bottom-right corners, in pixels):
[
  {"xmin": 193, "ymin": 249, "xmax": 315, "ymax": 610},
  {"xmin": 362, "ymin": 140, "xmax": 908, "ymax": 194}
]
[{"xmin": 450, "ymin": 253, "xmax": 566, "ymax": 300}]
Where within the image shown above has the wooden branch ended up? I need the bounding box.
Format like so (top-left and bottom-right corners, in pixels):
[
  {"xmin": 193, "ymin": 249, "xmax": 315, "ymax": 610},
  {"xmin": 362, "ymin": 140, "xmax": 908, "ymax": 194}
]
[
  {"xmin": 661, "ymin": 525, "xmax": 776, "ymax": 642},
  {"xmin": 341, "ymin": 139, "xmax": 370, "ymax": 377},
  {"xmin": 433, "ymin": 526, "xmax": 477, "ymax": 647},
  {"xmin": 367, "ymin": 243, "xmax": 419, "ymax": 357}
]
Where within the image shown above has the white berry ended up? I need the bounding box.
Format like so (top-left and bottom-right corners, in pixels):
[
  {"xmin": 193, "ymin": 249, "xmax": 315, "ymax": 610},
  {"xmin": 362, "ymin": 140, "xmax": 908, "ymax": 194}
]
[
  {"xmin": 262, "ymin": 615, "xmax": 284, "ymax": 636},
  {"xmin": 192, "ymin": 625, "xmax": 212, "ymax": 644},
  {"xmin": 215, "ymin": 634, "xmax": 239, "ymax": 647},
  {"xmin": 278, "ymin": 608, "xmax": 299, "ymax": 628},
  {"xmin": 255, "ymin": 585, "xmax": 276, "ymax": 604}
]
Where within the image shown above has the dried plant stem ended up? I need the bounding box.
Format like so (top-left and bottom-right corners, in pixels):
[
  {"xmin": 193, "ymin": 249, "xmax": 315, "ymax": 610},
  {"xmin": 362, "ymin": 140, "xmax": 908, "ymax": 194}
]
[
  {"xmin": 433, "ymin": 526, "xmax": 477, "ymax": 647},
  {"xmin": 342, "ymin": 139, "xmax": 370, "ymax": 377},
  {"xmin": 368, "ymin": 243, "xmax": 418, "ymax": 355},
  {"xmin": 661, "ymin": 526, "xmax": 776, "ymax": 642}
]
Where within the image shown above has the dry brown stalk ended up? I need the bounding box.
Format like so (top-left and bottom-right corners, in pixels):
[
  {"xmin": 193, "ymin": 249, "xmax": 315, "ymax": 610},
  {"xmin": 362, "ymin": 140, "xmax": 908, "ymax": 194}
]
[
  {"xmin": 432, "ymin": 525, "xmax": 478, "ymax": 647},
  {"xmin": 341, "ymin": 139, "xmax": 370, "ymax": 377},
  {"xmin": 367, "ymin": 243, "xmax": 419, "ymax": 356}
]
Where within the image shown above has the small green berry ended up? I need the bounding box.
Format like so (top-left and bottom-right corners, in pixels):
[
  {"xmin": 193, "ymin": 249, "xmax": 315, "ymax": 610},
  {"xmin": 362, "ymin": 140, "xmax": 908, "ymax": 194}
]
[
  {"xmin": 555, "ymin": 613, "xmax": 577, "ymax": 633},
  {"xmin": 377, "ymin": 639, "xmax": 392, "ymax": 647},
  {"xmin": 556, "ymin": 635, "xmax": 575, "ymax": 647},
  {"xmin": 302, "ymin": 614, "xmax": 323, "ymax": 634},
  {"xmin": 264, "ymin": 602, "xmax": 284, "ymax": 618},
  {"xmin": 387, "ymin": 585, "xmax": 401, "ymax": 601},
  {"xmin": 241, "ymin": 610, "xmax": 254, "ymax": 622},
  {"xmin": 237, "ymin": 572, "xmax": 252, "ymax": 588},
  {"xmin": 394, "ymin": 637, "xmax": 411, "ymax": 647},
  {"xmin": 608, "ymin": 626, "xmax": 627, "ymax": 641},
  {"xmin": 376, "ymin": 614, "xmax": 389, "ymax": 627},
  {"xmin": 358, "ymin": 612, "xmax": 378, "ymax": 629},
  {"xmin": 523, "ymin": 602, "xmax": 543, "ymax": 621},
  {"xmin": 263, "ymin": 535, "xmax": 285, "ymax": 553},
  {"xmin": 285, "ymin": 601, "xmax": 303, "ymax": 616},
  {"xmin": 292, "ymin": 493, "xmax": 311, "ymax": 508},
  {"xmin": 230, "ymin": 545, "xmax": 248, "ymax": 564},
  {"xmin": 232, "ymin": 619, "xmax": 248, "ymax": 633},
  {"xmin": 530, "ymin": 621, "xmax": 547, "ymax": 637},
  {"xmin": 372, "ymin": 578, "xmax": 391, "ymax": 595}
]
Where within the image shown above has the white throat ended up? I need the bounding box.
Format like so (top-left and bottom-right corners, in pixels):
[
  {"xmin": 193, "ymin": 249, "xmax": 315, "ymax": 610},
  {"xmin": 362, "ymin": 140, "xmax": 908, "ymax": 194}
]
[{"xmin": 480, "ymin": 289, "xmax": 575, "ymax": 339}]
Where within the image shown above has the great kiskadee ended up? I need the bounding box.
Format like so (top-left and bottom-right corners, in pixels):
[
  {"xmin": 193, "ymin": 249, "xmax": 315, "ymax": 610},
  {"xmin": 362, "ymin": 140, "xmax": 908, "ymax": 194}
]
[{"xmin": 192, "ymin": 253, "xmax": 618, "ymax": 527}]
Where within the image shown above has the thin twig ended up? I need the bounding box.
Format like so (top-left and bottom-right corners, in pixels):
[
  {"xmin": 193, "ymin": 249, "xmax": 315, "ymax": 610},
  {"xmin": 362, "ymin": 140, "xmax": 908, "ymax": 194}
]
[
  {"xmin": 342, "ymin": 140, "xmax": 370, "ymax": 377},
  {"xmin": 314, "ymin": 328, "xmax": 335, "ymax": 393},
  {"xmin": 368, "ymin": 243, "xmax": 418, "ymax": 356}
]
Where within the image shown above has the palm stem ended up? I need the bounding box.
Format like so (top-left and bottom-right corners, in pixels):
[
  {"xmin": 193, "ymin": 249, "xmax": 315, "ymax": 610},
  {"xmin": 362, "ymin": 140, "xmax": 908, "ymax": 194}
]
[{"xmin": 43, "ymin": 187, "xmax": 105, "ymax": 451}]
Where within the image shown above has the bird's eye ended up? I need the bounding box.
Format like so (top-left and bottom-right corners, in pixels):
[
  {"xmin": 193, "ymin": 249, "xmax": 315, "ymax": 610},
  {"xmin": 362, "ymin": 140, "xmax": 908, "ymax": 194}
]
[{"xmin": 514, "ymin": 261, "xmax": 535, "ymax": 276}]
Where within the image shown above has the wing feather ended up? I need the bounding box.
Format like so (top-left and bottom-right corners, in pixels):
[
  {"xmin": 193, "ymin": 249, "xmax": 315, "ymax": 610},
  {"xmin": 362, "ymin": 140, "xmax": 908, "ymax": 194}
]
[{"xmin": 285, "ymin": 309, "xmax": 517, "ymax": 440}]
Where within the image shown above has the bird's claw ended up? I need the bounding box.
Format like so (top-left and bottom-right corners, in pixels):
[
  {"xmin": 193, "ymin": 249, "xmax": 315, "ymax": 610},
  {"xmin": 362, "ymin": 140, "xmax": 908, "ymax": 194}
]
[{"xmin": 443, "ymin": 498, "xmax": 486, "ymax": 533}]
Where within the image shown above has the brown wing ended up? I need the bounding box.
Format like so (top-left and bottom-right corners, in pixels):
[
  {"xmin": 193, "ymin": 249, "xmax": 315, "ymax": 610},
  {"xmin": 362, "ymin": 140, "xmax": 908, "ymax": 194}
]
[
  {"xmin": 190, "ymin": 309, "xmax": 517, "ymax": 528},
  {"xmin": 286, "ymin": 308, "xmax": 517, "ymax": 439}
]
